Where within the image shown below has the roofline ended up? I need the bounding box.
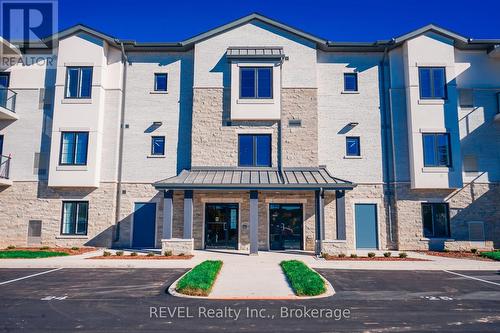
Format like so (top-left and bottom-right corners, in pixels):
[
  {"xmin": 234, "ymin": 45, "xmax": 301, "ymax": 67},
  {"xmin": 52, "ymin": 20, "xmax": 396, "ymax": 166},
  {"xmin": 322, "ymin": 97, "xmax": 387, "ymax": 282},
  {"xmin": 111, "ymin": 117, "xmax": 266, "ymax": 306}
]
[{"xmin": 153, "ymin": 183, "xmax": 356, "ymax": 191}]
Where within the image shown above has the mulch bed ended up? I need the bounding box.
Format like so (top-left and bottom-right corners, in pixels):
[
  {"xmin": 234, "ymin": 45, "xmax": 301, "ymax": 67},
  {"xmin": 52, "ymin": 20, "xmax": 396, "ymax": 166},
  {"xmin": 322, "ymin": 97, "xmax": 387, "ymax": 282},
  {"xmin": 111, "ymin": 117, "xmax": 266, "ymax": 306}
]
[
  {"xmin": 89, "ymin": 255, "xmax": 193, "ymax": 260},
  {"xmin": 3, "ymin": 247, "xmax": 96, "ymax": 256},
  {"xmin": 323, "ymin": 256, "xmax": 428, "ymax": 261},
  {"xmin": 417, "ymin": 251, "xmax": 495, "ymax": 261}
]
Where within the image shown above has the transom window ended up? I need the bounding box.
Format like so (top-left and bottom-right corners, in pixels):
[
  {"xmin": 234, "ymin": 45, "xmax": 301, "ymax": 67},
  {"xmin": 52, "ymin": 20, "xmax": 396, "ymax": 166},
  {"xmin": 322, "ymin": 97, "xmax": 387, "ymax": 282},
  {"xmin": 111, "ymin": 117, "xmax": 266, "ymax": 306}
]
[
  {"xmin": 422, "ymin": 203, "xmax": 450, "ymax": 238},
  {"xmin": 238, "ymin": 134, "xmax": 271, "ymax": 167},
  {"xmin": 240, "ymin": 67, "xmax": 272, "ymax": 99},
  {"xmin": 151, "ymin": 136, "xmax": 165, "ymax": 155},
  {"xmin": 422, "ymin": 133, "xmax": 451, "ymax": 167},
  {"xmin": 154, "ymin": 73, "xmax": 168, "ymax": 91},
  {"xmin": 59, "ymin": 132, "xmax": 89, "ymax": 165},
  {"xmin": 65, "ymin": 67, "xmax": 93, "ymax": 98},
  {"xmin": 61, "ymin": 201, "xmax": 88, "ymax": 235},
  {"xmin": 346, "ymin": 137, "xmax": 361, "ymax": 156},
  {"xmin": 343, "ymin": 73, "xmax": 358, "ymax": 92},
  {"xmin": 419, "ymin": 67, "xmax": 446, "ymax": 99}
]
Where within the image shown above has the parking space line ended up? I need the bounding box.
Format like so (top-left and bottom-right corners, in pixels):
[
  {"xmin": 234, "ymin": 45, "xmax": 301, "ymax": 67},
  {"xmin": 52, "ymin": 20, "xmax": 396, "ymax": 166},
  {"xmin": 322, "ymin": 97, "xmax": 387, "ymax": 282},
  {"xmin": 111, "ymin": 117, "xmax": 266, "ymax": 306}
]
[
  {"xmin": 0, "ymin": 268, "xmax": 63, "ymax": 286},
  {"xmin": 443, "ymin": 270, "xmax": 500, "ymax": 287}
]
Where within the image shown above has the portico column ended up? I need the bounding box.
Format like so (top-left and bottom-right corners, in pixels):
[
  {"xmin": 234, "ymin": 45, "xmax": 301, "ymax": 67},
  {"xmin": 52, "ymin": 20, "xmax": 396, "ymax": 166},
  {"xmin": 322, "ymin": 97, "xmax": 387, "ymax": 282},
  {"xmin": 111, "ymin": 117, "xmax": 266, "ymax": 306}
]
[
  {"xmin": 315, "ymin": 189, "xmax": 325, "ymax": 255},
  {"xmin": 162, "ymin": 190, "xmax": 173, "ymax": 239},
  {"xmin": 183, "ymin": 190, "xmax": 193, "ymax": 239},
  {"xmin": 336, "ymin": 190, "xmax": 346, "ymax": 240},
  {"xmin": 249, "ymin": 190, "xmax": 259, "ymax": 255}
]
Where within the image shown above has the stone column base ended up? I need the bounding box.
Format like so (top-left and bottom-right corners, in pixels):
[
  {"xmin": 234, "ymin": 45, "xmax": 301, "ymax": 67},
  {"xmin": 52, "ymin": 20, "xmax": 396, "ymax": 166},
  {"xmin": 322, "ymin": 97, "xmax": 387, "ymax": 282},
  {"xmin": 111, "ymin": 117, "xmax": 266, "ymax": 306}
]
[
  {"xmin": 161, "ymin": 238, "xmax": 194, "ymax": 255},
  {"xmin": 444, "ymin": 240, "xmax": 494, "ymax": 252},
  {"xmin": 320, "ymin": 240, "xmax": 350, "ymax": 255}
]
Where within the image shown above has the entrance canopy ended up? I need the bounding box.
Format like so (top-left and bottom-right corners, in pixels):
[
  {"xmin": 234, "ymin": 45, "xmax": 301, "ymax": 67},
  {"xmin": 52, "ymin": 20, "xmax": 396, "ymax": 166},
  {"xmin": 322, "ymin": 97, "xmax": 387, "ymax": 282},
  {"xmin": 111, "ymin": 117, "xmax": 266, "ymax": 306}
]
[{"xmin": 154, "ymin": 166, "xmax": 355, "ymax": 191}]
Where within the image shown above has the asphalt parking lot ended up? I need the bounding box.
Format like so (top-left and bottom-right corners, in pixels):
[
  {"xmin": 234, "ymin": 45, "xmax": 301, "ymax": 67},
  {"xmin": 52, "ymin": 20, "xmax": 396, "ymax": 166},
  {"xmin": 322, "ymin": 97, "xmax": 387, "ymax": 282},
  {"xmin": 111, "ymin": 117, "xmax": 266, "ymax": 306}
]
[{"xmin": 0, "ymin": 268, "xmax": 499, "ymax": 332}]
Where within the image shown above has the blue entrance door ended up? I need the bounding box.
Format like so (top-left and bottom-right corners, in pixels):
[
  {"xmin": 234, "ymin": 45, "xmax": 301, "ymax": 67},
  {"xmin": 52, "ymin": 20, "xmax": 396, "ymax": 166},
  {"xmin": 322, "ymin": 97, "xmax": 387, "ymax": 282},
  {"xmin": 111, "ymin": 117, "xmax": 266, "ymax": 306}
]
[
  {"xmin": 355, "ymin": 204, "xmax": 378, "ymax": 249},
  {"xmin": 132, "ymin": 203, "xmax": 156, "ymax": 248}
]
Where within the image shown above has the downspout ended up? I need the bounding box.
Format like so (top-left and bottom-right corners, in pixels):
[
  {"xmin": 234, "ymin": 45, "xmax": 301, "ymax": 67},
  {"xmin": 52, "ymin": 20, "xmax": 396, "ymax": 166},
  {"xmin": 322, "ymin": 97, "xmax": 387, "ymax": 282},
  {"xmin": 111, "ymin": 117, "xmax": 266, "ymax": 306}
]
[
  {"xmin": 114, "ymin": 41, "xmax": 128, "ymax": 243},
  {"xmin": 277, "ymin": 54, "xmax": 285, "ymax": 179}
]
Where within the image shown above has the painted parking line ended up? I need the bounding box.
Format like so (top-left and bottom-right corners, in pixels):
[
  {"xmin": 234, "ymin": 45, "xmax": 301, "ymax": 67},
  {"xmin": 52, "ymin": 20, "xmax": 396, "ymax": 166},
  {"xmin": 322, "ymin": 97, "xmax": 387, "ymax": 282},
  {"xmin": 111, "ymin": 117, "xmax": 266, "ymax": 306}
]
[
  {"xmin": 443, "ymin": 270, "xmax": 500, "ymax": 287},
  {"xmin": 0, "ymin": 268, "xmax": 63, "ymax": 286}
]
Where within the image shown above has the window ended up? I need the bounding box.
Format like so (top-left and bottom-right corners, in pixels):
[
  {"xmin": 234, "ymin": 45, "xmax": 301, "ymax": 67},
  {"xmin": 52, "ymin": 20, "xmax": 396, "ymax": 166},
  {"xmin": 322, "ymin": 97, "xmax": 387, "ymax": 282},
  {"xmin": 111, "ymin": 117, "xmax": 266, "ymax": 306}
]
[
  {"xmin": 65, "ymin": 67, "xmax": 92, "ymax": 98},
  {"xmin": 0, "ymin": 73, "xmax": 9, "ymax": 108},
  {"xmin": 151, "ymin": 136, "xmax": 165, "ymax": 155},
  {"xmin": 419, "ymin": 67, "xmax": 446, "ymax": 99},
  {"xmin": 59, "ymin": 132, "xmax": 89, "ymax": 165},
  {"xmin": 154, "ymin": 73, "xmax": 168, "ymax": 92},
  {"xmin": 343, "ymin": 73, "xmax": 358, "ymax": 92},
  {"xmin": 61, "ymin": 201, "xmax": 88, "ymax": 235},
  {"xmin": 238, "ymin": 134, "xmax": 271, "ymax": 167},
  {"xmin": 422, "ymin": 133, "xmax": 451, "ymax": 167},
  {"xmin": 422, "ymin": 203, "xmax": 450, "ymax": 238},
  {"xmin": 0, "ymin": 72, "xmax": 9, "ymax": 87},
  {"xmin": 346, "ymin": 137, "xmax": 360, "ymax": 156},
  {"xmin": 240, "ymin": 67, "xmax": 272, "ymax": 99}
]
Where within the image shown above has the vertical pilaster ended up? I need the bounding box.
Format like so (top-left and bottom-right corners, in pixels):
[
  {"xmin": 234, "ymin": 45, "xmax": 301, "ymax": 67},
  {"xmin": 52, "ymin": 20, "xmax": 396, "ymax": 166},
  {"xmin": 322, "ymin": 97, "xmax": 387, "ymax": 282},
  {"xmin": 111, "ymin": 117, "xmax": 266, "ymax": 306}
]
[
  {"xmin": 183, "ymin": 190, "xmax": 193, "ymax": 239},
  {"xmin": 162, "ymin": 190, "xmax": 173, "ymax": 239},
  {"xmin": 336, "ymin": 190, "xmax": 346, "ymax": 240},
  {"xmin": 249, "ymin": 190, "xmax": 259, "ymax": 255}
]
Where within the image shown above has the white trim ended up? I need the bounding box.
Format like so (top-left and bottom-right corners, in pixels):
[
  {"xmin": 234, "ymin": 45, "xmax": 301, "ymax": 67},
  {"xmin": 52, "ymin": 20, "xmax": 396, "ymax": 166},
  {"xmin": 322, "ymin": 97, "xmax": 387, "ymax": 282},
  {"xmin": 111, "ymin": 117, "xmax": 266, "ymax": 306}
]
[
  {"xmin": 341, "ymin": 91, "xmax": 360, "ymax": 94},
  {"xmin": 235, "ymin": 128, "xmax": 274, "ymax": 134},
  {"xmin": 200, "ymin": 198, "xmax": 243, "ymax": 250},
  {"xmin": 343, "ymin": 155, "xmax": 363, "ymax": 159},
  {"xmin": 351, "ymin": 199, "xmax": 382, "ymax": 250},
  {"xmin": 58, "ymin": 127, "xmax": 91, "ymax": 132},
  {"xmin": 422, "ymin": 167, "xmax": 453, "ymax": 173},
  {"xmin": 61, "ymin": 98, "xmax": 92, "ymax": 104},
  {"xmin": 265, "ymin": 198, "xmax": 307, "ymax": 251},
  {"xmin": 56, "ymin": 165, "xmax": 88, "ymax": 171},
  {"xmin": 64, "ymin": 62, "xmax": 95, "ymax": 67},
  {"xmin": 419, "ymin": 128, "xmax": 448, "ymax": 133},
  {"xmin": 415, "ymin": 62, "xmax": 448, "ymax": 67},
  {"xmin": 236, "ymin": 99, "xmax": 275, "ymax": 104}
]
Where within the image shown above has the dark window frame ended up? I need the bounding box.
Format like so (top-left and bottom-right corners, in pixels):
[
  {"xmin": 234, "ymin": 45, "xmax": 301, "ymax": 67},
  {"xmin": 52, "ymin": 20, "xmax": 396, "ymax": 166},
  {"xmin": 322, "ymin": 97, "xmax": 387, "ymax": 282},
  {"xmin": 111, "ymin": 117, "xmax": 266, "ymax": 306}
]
[
  {"xmin": 422, "ymin": 133, "xmax": 452, "ymax": 167},
  {"xmin": 151, "ymin": 136, "xmax": 166, "ymax": 156},
  {"xmin": 59, "ymin": 131, "xmax": 89, "ymax": 166},
  {"xmin": 60, "ymin": 201, "xmax": 89, "ymax": 236},
  {"xmin": 238, "ymin": 134, "xmax": 272, "ymax": 167},
  {"xmin": 0, "ymin": 72, "xmax": 10, "ymax": 87},
  {"xmin": 154, "ymin": 73, "xmax": 168, "ymax": 92},
  {"xmin": 421, "ymin": 202, "xmax": 450, "ymax": 238},
  {"xmin": 239, "ymin": 67, "xmax": 273, "ymax": 99},
  {"xmin": 418, "ymin": 67, "xmax": 447, "ymax": 100},
  {"xmin": 345, "ymin": 136, "xmax": 361, "ymax": 156},
  {"xmin": 343, "ymin": 73, "xmax": 358, "ymax": 92},
  {"xmin": 64, "ymin": 66, "xmax": 93, "ymax": 99}
]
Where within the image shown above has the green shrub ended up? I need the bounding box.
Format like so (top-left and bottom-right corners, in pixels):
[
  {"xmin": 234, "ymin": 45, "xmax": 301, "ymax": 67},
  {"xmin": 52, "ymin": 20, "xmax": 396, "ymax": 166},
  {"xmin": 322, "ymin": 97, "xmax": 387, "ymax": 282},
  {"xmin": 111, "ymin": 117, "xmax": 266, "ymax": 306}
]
[
  {"xmin": 399, "ymin": 252, "xmax": 408, "ymax": 258},
  {"xmin": 6, "ymin": 245, "xmax": 16, "ymax": 250},
  {"xmin": 280, "ymin": 260, "xmax": 326, "ymax": 296},
  {"xmin": 71, "ymin": 246, "xmax": 79, "ymax": 251},
  {"xmin": 39, "ymin": 246, "xmax": 50, "ymax": 250},
  {"xmin": 146, "ymin": 252, "xmax": 155, "ymax": 257},
  {"xmin": 176, "ymin": 260, "xmax": 223, "ymax": 296},
  {"xmin": 320, "ymin": 252, "xmax": 328, "ymax": 259},
  {"xmin": 103, "ymin": 251, "xmax": 111, "ymax": 257},
  {"xmin": 470, "ymin": 248, "xmax": 477, "ymax": 254},
  {"xmin": 164, "ymin": 250, "xmax": 173, "ymax": 257},
  {"xmin": 383, "ymin": 252, "xmax": 392, "ymax": 258},
  {"xmin": 130, "ymin": 252, "xmax": 138, "ymax": 257},
  {"xmin": 115, "ymin": 251, "xmax": 124, "ymax": 256},
  {"xmin": 178, "ymin": 253, "xmax": 185, "ymax": 257},
  {"xmin": 367, "ymin": 252, "xmax": 376, "ymax": 258},
  {"xmin": 480, "ymin": 251, "xmax": 500, "ymax": 261},
  {"xmin": 350, "ymin": 253, "xmax": 358, "ymax": 258},
  {"xmin": 338, "ymin": 253, "xmax": 346, "ymax": 258}
]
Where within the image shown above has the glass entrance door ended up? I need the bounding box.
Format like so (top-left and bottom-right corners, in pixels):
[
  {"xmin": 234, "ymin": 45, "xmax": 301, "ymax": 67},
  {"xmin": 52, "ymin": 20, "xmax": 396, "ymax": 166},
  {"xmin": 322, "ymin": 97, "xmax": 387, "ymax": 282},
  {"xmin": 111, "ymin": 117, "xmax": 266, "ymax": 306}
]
[
  {"xmin": 205, "ymin": 203, "xmax": 238, "ymax": 249},
  {"xmin": 269, "ymin": 203, "xmax": 303, "ymax": 250}
]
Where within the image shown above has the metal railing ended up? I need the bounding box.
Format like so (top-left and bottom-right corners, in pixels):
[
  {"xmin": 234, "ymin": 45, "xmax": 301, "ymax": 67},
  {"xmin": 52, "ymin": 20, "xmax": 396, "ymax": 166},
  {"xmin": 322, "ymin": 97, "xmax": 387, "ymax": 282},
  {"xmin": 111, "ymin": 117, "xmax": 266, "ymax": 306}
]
[
  {"xmin": 0, "ymin": 88, "xmax": 17, "ymax": 112},
  {"xmin": 0, "ymin": 154, "xmax": 11, "ymax": 179}
]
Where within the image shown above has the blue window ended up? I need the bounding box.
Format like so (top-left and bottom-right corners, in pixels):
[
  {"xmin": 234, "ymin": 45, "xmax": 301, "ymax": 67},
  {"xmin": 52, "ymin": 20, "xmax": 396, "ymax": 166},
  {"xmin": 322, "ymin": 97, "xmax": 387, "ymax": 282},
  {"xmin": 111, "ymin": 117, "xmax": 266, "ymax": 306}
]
[
  {"xmin": 59, "ymin": 132, "xmax": 89, "ymax": 165},
  {"xmin": 240, "ymin": 67, "xmax": 272, "ymax": 99},
  {"xmin": 346, "ymin": 137, "xmax": 360, "ymax": 156},
  {"xmin": 344, "ymin": 73, "xmax": 358, "ymax": 92},
  {"xmin": 151, "ymin": 136, "xmax": 165, "ymax": 155},
  {"xmin": 419, "ymin": 67, "xmax": 446, "ymax": 99},
  {"xmin": 154, "ymin": 73, "xmax": 168, "ymax": 91},
  {"xmin": 422, "ymin": 203, "xmax": 450, "ymax": 238},
  {"xmin": 422, "ymin": 133, "xmax": 451, "ymax": 167},
  {"xmin": 61, "ymin": 201, "xmax": 88, "ymax": 235},
  {"xmin": 238, "ymin": 134, "xmax": 271, "ymax": 167},
  {"xmin": 65, "ymin": 67, "xmax": 93, "ymax": 98}
]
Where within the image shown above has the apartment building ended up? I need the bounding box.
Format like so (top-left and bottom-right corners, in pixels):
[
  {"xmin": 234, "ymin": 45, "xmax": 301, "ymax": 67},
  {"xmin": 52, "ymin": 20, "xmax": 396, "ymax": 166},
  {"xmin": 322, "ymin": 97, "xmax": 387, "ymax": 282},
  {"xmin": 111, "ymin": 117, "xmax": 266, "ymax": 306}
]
[{"xmin": 0, "ymin": 13, "xmax": 499, "ymax": 254}]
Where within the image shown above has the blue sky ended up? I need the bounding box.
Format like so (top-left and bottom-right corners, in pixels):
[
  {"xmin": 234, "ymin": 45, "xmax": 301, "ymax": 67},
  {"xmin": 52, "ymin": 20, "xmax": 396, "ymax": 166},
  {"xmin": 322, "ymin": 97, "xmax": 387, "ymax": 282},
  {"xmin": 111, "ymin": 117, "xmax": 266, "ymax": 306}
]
[{"xmin": 57, "ymin": 0, "xmax": 500, "ymax": 42}]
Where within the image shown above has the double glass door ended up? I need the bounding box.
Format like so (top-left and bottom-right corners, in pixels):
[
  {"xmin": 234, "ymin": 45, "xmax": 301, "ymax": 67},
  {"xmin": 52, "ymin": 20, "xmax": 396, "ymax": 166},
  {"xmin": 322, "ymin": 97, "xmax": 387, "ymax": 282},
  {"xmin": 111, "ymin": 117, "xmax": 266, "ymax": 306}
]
[{"xmin": 205, "ymin": 203, "xmax": 238, "ymax": 249}]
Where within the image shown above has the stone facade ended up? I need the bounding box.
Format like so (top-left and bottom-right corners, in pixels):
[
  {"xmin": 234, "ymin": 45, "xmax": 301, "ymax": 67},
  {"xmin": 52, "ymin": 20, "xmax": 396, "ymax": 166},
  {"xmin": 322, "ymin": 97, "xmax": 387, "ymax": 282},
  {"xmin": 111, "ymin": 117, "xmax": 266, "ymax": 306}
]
[{"xmin": 161, "ymin": 238, "xmax": 194, "ymax": 255}]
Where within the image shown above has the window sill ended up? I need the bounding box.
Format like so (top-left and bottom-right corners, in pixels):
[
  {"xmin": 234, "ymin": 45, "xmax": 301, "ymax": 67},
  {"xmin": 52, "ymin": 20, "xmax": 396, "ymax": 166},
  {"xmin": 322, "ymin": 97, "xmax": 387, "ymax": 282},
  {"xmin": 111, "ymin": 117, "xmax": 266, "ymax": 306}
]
[
  {"xmin": 418, "ymin": 99, "xmax": 446, "ymax": 105},
  {"xmin": 343, "ymin": 155, "xmax": 363, "ymax": 159},
  {"xmin": 56, "ymin": 165, "xmax": 88, "ymax": 171},
  {"xmin": 420, "ymin": 237, "xmax": 454, "ymax": 241},
  {"xmin": 237, "ymin": 99, "xmax": 274, "ymax": 104},
  {"xmin": 147, "ymin": 155, "xmax": 166, "ymax": 158},
  {"xmin": 56, "ymin": 235, "xmax": 88, "ymax": 239},
  {"xmin": 149, "ymin": 91, "xmax": 168, "ymax": 94},
  {"xmin": 341, "ymin": 91, "xmax": 360, "ymax": 94},
  {"xmin": 422, "ymin": 167, "xmax": 452, "ymax": 173},
  {"xmin": 62, "ymin": 98, "xmax": 92, "ymax": 104}
]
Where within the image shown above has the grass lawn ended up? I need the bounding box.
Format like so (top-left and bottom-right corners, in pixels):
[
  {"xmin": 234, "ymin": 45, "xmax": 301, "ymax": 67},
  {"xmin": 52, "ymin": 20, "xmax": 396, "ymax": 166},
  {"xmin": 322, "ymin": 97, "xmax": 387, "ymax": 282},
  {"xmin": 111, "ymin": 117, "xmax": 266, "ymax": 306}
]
[
  {"xmin": 176, "ymin": 260, "xmax": 223, "ymax": 296},
  {"xmin": 480, "ymin": 251, "xmax": 500, "ymax": 261},
  {"xmin": 280, "ymin": 260, "xmax": 326, "ymax": 296},
  {"xmin": 0, "ymin": 250, "xmax": 69, "ymax": 259}
]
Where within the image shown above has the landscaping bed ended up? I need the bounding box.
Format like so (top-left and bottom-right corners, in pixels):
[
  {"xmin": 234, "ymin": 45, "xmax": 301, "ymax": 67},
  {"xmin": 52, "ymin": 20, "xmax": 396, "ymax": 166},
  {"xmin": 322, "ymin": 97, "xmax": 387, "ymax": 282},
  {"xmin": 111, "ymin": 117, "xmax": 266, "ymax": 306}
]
[
  {"xmin": 419, "ymin": 250, "xmax": 496, "ymax": 261},
  {"xmin": 90, "ymin": 253, "xmax": 193, "ymax": 260},
  {"xmin": 0, "ymin": 246, "xmax": 96, "ymax": 259},
  {"xmin": 322, "ymin": 252, "xmax": 428, "ymax": 261},
  {"xmin": 280, "ymin": 260, "xmax": 326, "ymax": 296},
  {"xmin": 479, "ymin": 251, "xmax": 500, "ymax": 261},
  {"xmin": 176, "ymin": 260, "xmax": 223, "ymax": 296}
]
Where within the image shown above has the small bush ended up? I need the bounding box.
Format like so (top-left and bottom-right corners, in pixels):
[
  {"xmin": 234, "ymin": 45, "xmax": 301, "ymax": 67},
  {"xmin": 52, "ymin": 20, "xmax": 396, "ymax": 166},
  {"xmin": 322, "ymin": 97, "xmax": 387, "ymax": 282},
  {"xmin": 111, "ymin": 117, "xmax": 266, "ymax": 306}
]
[
  {"xmin": 338, "ymin": 253, "xmax": 346, "ymax": 258},
  {"xmin": 39, "ymin": 246, "xmax": 50, "ymax": 250},
  {"xmin": 146, "ymin": 252, "xmax": 155, "ymax": 257},
  {"xmin": 115, "ymin": 251, "xmax": 124, "ymax": 256},
  {"xmin": 103, "ymin": 251, "xmax": 111, "ymax": 257},
  {"xmin": 6, "ymin": 245, "xmax": 16, "ymax": 250},
  {"xmin": 164, "ymin": 250, "xmax": 173, "ymax": 257},
  {"xmin": 320, "ymin": 252, "xmax": 328, "ymax": 259},
  {"xmin": 399, "ymin": 252, "xmax": 408, "ymax": 258},
  {"xmin": 178, "ymin": 253, "xmax": 185, "ymax": 257},
  {"xmin": 367, "ymin": 252, "xmax": 376, "ymax": 258},
  {"xmin": 350, "ymin": 254, "xmax": 358, "ymax": 258},
  {"xmin": 130, "ymin": 252, "xmax": 138, "ymax": 257},
  {"xmin": 383, "ymin": 252, "xmax": 392, "ymax": 258},
  {"xmin": 71, "ymin": 246, "xmax": 79, "ymax": 251},
  {"xmin": 471, "ymin": 248, "xmax": 478, "ymax": 254}
]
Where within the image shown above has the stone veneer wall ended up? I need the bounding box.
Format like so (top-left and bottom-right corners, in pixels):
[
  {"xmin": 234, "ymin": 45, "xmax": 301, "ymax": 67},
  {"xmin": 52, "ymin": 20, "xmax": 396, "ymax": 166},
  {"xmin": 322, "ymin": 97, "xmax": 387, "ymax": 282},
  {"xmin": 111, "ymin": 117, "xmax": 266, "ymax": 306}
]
[
  {"xmin": 396, "ymin": 182, "xmax": 500, "ymax": 250},
  {"xmin": 0, "ymin": 181, "xmax": 117, "ymax": 248}
]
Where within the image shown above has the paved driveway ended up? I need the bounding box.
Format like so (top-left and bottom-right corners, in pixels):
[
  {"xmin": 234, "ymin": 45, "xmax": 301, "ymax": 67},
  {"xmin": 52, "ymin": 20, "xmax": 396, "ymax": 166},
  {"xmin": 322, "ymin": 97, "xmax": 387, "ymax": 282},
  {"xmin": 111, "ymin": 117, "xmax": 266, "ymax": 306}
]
[{"xmin": 0, "ymin": 268, "xmax": 499, "ymax": 332}]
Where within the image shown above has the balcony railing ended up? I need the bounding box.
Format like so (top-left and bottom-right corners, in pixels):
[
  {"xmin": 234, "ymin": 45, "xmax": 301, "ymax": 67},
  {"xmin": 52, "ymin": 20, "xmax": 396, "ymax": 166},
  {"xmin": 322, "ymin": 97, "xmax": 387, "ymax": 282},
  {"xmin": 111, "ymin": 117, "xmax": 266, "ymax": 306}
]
[
  {"xmin": 0, "ymin": 154, "xmax": 11, "ymax": 179},
  {"xmin": 0, "ymin": 88, "xmax": 17, "ymax": 112}
]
